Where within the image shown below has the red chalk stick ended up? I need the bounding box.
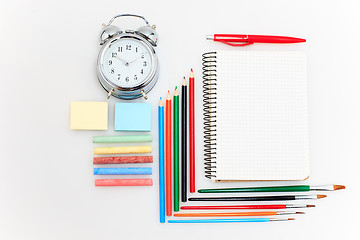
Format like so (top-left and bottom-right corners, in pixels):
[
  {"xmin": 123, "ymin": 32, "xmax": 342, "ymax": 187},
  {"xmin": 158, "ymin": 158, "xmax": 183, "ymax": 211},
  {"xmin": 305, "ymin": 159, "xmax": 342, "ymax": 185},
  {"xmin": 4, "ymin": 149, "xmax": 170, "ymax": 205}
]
[
  {"xmin": 95, "ymin": 179, "xmax": 153, "ymax": 186},
  {"xmin": 93, "ymin": 156, "xmax": 153, "ymax": 164}
]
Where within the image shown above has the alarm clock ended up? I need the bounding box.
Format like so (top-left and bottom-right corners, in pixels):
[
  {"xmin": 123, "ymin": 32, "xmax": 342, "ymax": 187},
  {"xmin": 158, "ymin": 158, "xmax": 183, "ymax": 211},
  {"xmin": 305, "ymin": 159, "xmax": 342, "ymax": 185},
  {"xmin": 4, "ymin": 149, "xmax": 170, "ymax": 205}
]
[{"xmin": 97, "ymin": 14, "xmax": 159, "ymax": 100}]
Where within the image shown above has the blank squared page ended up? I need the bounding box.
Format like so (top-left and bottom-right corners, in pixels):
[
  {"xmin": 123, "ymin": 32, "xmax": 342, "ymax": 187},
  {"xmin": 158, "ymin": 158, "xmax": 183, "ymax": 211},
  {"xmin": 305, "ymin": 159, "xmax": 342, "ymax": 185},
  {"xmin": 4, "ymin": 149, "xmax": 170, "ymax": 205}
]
[{"xmin": 215, "ymin": 51, "xmax": 309, "ymax": 180}]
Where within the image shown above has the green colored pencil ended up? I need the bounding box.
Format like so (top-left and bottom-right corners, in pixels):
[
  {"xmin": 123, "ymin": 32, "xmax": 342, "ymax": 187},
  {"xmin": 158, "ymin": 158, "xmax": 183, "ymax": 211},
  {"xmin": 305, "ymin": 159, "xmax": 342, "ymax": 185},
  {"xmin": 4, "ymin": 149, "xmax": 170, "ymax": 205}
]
[
  {"xmin": 198, "ymin": 185, "xmax": 346, "ymax": 193},
  {"xmin": 173, "ymin": 87, "xmax": 179, "ymax": 211}
]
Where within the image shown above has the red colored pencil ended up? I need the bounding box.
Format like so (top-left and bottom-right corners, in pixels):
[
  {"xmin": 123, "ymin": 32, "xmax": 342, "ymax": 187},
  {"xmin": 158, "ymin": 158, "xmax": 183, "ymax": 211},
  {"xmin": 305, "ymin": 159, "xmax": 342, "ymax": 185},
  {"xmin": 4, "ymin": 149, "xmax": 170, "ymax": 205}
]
[
  {"xmin": 180, "ymin": 204, "xmax": 315, "ymax": 210},
  {"xmin": 166, "ymin": 91, "xmax": 172, "ymax": 216},
  {"xmin": 189, "ymin": 69, "xmax": 195, "ymax": 193}
]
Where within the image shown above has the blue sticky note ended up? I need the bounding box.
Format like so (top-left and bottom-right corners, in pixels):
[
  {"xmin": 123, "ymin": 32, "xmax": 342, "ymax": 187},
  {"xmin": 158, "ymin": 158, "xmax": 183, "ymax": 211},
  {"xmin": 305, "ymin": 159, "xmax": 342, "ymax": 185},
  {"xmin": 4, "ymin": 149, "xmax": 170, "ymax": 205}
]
[{"xmin": 115, "ymin": 103, "xmax": 151, "ymax": 131}]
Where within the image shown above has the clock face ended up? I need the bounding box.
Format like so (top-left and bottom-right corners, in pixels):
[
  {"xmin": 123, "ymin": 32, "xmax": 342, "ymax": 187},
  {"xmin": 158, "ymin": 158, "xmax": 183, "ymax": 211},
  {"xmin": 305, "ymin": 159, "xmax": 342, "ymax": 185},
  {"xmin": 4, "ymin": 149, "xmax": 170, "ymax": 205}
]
[{"xmin": 101, "ymin": 38, "xmax": 153, "ymax": 88}]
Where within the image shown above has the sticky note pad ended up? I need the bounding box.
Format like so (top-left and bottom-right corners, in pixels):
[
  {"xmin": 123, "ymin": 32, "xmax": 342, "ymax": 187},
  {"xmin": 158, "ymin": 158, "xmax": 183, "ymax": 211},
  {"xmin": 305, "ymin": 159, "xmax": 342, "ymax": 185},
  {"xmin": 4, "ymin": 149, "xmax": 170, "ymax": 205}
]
[
  {"xmin": 70, "ymin": 102, "xmax": 108, "ymax": 130},
  {"xmin": 114, "ymin": 103, "xmax": 151, "ymax": 131}
]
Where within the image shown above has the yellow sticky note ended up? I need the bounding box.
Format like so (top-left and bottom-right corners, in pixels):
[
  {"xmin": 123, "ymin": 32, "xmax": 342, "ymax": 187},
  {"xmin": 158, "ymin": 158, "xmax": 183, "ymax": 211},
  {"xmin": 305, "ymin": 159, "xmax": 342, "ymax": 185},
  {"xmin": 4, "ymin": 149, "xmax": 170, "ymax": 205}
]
[{"xmin": 70, "ymin": 102, "xmax": 108, "ymax": 130}]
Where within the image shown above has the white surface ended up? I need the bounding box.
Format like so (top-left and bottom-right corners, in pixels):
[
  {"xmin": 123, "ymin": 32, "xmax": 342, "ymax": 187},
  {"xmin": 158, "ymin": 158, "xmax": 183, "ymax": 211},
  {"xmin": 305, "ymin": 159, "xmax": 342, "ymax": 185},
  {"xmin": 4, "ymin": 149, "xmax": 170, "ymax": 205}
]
[
  {"xmin": 0, "ymin": 0, "xmax": 358, "ymax": 239},
  {"xmin": 215, "ymin": 51, "xmax": 309, "ymax": 180}
]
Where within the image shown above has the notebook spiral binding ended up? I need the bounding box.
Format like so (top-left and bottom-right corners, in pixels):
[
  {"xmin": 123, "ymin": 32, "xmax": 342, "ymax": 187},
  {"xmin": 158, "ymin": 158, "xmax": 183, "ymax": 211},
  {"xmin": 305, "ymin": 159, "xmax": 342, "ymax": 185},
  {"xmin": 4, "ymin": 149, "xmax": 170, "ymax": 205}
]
[{"xmin": 202, "ymin": 52, "xmax": 217, "ymax": 179}]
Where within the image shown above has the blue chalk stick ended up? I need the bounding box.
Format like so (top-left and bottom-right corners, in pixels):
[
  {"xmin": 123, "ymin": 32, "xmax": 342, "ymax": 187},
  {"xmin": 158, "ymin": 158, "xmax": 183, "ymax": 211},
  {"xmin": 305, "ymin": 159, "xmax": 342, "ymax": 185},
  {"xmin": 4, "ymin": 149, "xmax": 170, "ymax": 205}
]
[{"xmin": 93, "ymin": 168, "xmax": 152, "ymax": 175}]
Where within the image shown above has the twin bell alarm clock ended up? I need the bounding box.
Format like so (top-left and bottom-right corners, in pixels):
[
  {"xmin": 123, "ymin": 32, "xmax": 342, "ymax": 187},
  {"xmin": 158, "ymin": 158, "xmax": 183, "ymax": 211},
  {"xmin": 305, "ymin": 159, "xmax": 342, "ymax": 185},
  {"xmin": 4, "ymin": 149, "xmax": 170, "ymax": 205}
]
[{"xmin": 97, "ymin": 14, "xmax": 159, "ymax": 100}]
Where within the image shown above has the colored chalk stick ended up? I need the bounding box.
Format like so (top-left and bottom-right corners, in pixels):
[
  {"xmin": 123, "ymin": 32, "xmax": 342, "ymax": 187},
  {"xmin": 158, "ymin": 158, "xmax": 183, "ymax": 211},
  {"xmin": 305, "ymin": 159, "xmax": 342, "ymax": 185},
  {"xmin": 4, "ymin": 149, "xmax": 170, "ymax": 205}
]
[
  {"xmin": 93, "ymin": 156, "xmax": 153, "ymax": 164},
  {"xmin": 94, "ymin": 167, "xmax": 152, "ymax": 175},
  {"xmin": 93, "ymin": 146, "xmax": 152, "ymax": 155},
  {"xmin": 93, "ymin": 135, "xmax": 152, "ymax": 143},
  {"xmin": 95, "ymin": 179, "xmax": 153, "ymax": 186}
]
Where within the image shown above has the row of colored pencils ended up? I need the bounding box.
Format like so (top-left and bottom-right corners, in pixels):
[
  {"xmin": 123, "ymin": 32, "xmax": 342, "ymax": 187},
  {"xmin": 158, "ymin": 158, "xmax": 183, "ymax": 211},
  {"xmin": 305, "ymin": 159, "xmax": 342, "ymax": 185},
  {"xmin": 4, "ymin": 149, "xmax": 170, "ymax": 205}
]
[{"xmin": 158, "ymin": 69, "xmax": 195, "ymax": 222}]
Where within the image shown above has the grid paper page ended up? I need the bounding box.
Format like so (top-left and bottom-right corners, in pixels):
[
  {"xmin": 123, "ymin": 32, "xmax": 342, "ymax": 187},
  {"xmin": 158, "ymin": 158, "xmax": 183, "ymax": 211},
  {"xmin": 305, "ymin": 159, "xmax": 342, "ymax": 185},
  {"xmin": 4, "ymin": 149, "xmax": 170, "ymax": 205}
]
[{"xmin": 215, "ymin": 51, "xmax": 309, "ymax": 180}]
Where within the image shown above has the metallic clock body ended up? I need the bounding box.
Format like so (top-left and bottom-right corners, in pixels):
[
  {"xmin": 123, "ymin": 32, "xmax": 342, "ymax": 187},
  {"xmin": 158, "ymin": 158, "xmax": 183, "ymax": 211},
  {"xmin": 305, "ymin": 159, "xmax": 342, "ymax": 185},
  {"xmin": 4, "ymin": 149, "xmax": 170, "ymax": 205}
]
[{"xmin": 97, "ymin": 14, "xmax": 159, "ymax": 100}]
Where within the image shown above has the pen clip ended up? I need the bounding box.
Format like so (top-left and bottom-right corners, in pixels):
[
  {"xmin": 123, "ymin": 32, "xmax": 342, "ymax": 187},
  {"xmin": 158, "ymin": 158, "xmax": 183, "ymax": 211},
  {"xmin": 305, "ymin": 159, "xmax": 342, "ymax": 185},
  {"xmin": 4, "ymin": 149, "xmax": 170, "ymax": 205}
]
[{"xmin": 217, "ymin": 39, "xmax": 254, "ymax": 47}]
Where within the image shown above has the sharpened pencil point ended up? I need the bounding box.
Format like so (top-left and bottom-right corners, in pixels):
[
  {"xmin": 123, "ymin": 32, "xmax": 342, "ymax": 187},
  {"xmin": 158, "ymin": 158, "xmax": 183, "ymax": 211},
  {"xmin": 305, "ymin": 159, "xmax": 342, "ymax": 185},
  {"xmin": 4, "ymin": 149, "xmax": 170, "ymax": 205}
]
[
  {"xmin": 333, "ymin": 185, "xmax": 345, "ymax": 190},
  {"xmin": 189, "ymin": 69, "xmax": 194, "ymax": 78},
  {"xmin": 306, "ymin": 205, "xmax": 315, "ymax": 208},
  {"xmin": 182, "ymin": 77, "xmax": 187, "ymax": 86},
  {"xmin": 317, "ymin": 194, "xmax": 327, "ymax": 199}
]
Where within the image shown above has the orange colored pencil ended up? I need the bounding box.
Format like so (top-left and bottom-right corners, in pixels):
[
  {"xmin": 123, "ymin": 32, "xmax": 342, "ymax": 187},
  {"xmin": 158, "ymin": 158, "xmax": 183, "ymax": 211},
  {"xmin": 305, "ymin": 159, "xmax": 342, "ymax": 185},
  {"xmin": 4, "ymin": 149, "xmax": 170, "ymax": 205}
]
[
  {"xmin": 173, "ymin": 211, "xmax": 304, "ymax": 217},
  {"xmin": 166, "ymin": 91, "xmax": 172, "ymax": 216},
  {"xmin": 189, "ymin": 69, "xmax": 195, "ymax": 193}
]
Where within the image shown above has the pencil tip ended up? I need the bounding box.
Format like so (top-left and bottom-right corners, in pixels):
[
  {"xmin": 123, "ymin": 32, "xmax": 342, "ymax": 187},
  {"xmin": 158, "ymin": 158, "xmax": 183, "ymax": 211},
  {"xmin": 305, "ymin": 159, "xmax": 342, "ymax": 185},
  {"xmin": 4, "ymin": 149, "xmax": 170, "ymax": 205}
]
[
  {"xmin": 160, "ymin": 97, "xmax": 162, "ymax": 100},
  {"xmin": 333, "ymin": 185, "xmax": 346, "ymax": 190},
  {"xmin": 306, "ymin": 205, "xmax": 316, "ymax": 208},
  {"xmin": 182, "ymin": 77, "xmax": 187, "ymax": 85},
  {"xmin": 175, "ymin": 86, "xmax": 177, "ymax": 90},
  {"xmin": 189, "ymin": 69, "xmax": 194, "ymax": 78},
  {"xmin": 288, "ymin": 218, "xmax": 295, "ymax": 221},
  {"xmin": 296, "ymin": 212, "xmax": 305, "ymax": 214},
  {"xmin": 317, "ymin": 194, "xmax": 327, "ymax": 199}
]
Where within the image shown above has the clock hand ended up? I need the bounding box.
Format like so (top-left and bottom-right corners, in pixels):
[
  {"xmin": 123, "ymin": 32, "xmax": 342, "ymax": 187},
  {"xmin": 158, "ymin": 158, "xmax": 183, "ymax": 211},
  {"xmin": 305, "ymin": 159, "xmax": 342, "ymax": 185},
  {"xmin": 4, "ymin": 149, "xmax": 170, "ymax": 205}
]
[
  {"xmin": 114, "ymin": 55, "xmax": 130, "ymax": 66},
  {"xmin": 128, "ymin": 53, "xmax": 145, "ymax": 65}
]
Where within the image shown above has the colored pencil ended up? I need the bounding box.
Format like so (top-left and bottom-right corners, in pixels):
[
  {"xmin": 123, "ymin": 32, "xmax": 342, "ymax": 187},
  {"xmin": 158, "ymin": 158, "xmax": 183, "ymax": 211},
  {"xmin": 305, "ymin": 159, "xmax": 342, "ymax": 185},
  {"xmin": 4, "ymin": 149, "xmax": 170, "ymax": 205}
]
[
  {"xmin": 189, "ymin": 69, "xmax": 195, "ymax": 193},
  {"xmin": 198, "ymin": 184, "xmax": 346, "ymax": 193},
  {"xmin": 181, "ymin": 77, "xmax": 187, "ymax": 202},
  {"xmin": 173, "ymin": 211, "xmax": 304, "ymax": 217},
  {"xmin": 158, "ymin": 98, "xmax": 165, "ymax": 223},
  {"xmin": 180, "ymin": 204, "xmax": 315, "ymax": 210},
  {"xmin": 93, "ymin": 156, "xmax": 153, "ymax": 164},
  {"xmin": 173, "ymin": 87, "xmax": 180, "ymax": 211},
  {"xmin": 188, "ymin": 195, "xmax": 327, "ymax": 201},
  {"xmin": 168, "ymin": 218, "xmax": 295, "ymax": 223},
  {"xmin": 166, "ymin": 91, "xmax": 172, "ymax": 216}
]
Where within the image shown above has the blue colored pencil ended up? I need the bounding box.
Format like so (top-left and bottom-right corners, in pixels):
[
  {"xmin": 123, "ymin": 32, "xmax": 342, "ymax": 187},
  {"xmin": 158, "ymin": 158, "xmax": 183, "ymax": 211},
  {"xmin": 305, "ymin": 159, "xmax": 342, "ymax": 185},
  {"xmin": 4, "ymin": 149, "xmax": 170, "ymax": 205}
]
[
  {"xmin": 168, "ymin": 218, "xmax": 294, "ymax": 223},
  {"xmin": 93, "ymin": 168, "xmax": 152, "ymax": 175},
  {"xmin": 159, "ymin": 98, "xmax": 165, "ymax": 223}
]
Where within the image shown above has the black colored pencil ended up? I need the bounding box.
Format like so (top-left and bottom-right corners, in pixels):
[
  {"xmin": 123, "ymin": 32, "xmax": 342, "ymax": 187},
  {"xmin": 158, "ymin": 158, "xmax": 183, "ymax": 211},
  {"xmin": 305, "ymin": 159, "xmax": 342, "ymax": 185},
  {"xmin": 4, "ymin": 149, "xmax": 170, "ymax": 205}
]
[
  {"xmin": 181, "ymin": 77, "xmax": 187, "ymax": 202},
  {"xmin": 188, "ymin": 195, "xmax": 327, "ymax": 201}
]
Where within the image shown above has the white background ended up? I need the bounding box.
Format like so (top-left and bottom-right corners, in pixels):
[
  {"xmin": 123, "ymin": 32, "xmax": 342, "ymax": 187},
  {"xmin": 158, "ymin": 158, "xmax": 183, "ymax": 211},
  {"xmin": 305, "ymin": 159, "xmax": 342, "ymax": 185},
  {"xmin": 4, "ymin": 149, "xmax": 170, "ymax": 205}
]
[{"xmin": 0, "ymin": 0, "xmax": 359, "ymax": 239}]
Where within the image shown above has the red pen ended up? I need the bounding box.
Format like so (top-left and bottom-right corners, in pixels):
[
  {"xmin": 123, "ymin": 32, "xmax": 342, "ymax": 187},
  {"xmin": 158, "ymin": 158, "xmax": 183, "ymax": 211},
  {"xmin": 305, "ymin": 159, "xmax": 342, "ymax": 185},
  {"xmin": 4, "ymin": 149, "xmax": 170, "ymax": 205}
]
[{"xmin": 207, "ymin": 34, "xmax": 306, "ymax": 46}]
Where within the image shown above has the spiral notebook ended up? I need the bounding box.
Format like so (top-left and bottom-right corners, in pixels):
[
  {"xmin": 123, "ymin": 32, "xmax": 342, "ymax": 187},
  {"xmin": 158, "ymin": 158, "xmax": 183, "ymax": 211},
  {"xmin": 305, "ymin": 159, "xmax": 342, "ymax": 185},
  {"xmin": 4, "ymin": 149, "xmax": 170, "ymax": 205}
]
[{"xmin": 202, "ymin": 51, "xmax": 309, "ymax": 181}]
